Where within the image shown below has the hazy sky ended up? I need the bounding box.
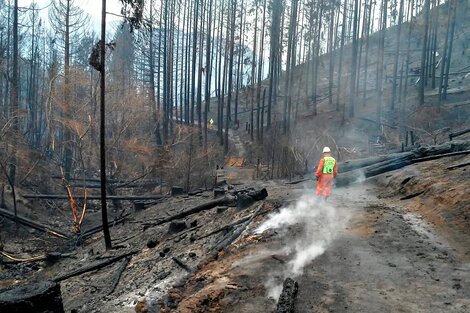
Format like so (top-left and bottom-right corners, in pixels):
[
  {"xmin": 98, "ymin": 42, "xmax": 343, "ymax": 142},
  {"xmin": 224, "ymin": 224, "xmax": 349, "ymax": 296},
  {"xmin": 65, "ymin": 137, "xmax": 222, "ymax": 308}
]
[{"xmin": 19, "ymin": 0, "xmax": 125, "ymax": 30}]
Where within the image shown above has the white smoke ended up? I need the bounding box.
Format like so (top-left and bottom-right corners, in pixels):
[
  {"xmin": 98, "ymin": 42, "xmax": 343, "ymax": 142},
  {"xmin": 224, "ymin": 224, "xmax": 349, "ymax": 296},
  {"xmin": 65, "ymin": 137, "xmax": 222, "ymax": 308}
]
[{"xmin": 254, "ymin": 194, "xmax": 350, "ymax": 299}]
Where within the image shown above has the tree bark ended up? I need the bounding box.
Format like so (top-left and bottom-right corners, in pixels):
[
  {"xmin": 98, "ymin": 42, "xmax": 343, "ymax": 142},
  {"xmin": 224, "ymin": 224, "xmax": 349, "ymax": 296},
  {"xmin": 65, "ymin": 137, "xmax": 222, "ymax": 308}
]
[
  {"xmin": 276, "ymin": 278, "xmax": 298, "ymax": 313},
  {"xmin": 100, "ymin": 0, "xmax": 111, "ymax": 250}
]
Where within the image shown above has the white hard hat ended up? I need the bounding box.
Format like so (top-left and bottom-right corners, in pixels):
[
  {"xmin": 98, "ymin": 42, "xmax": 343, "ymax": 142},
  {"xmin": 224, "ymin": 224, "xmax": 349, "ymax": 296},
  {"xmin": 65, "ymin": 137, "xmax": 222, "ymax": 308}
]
[{"xmin": 322, "ymin": 146, "xmax": 331, "ymax": 153}]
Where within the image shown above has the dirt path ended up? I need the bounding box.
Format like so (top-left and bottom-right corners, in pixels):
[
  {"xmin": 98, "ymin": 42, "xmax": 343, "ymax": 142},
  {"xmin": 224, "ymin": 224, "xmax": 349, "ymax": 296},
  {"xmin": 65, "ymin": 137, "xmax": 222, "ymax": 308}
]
[
  {"xmin": 294, "ymin": 188, "xmax": 469, "ymax": 312},
  {"xmin": 228, "ymin": 128, "xmax": 246, "ymax": 157}
]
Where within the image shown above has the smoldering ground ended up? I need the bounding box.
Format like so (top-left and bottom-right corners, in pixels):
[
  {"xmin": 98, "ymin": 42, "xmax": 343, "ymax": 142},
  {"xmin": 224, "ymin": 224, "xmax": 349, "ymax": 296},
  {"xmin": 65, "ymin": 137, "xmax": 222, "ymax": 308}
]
[{"xmin": 242, "ymin": 193, "xmax": 352, "ymax": 299}]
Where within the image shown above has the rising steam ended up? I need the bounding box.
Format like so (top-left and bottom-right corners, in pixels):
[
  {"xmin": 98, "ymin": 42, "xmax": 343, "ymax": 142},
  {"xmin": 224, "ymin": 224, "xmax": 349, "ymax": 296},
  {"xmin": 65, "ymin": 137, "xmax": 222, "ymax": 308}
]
[{"xmin": 254, "ymin": 194, "xmax": 350, "ymax": 299}]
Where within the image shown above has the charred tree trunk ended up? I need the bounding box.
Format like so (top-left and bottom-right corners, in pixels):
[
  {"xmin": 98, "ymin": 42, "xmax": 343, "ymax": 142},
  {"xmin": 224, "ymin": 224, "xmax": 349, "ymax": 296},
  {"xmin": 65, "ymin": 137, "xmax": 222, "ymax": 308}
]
[
  {"xmin": 336, "ymin": 0, "xmax": 348, "ymax": 112},
  {"xmin": 267, "ymin": 0, "xmax": 282, "ymax": 129},
  {"xmin": 349, "ymin": 0, "xmax": 360, "ymax": 118},
  {"xmin": 9, "ymin": 0, "xmax": 19, "ymax": 185},
  {"xmin": 376, "ymin": 0, "xmax": 387, "ymax": 128},
  {"xmin": 441, "ymin": 0, "xmax": 457, "ymax": 101},
  {"xmin": 419, "ymin": 0, "xmax": 431, "ymax": 105},
  {"xmin": 390, "ymin": 0, "xmax": 405, "ymax": 110},
  {"xmin": 100, "ymin": 0, "xmax": 111, "ymax": 250},
  {"xmin": 204, "ymin": 0, "xmax": 213, "ymax": 149},
  {"xmin": 224, "ymin": 0, "xmax": 237, "ymax": 154}
]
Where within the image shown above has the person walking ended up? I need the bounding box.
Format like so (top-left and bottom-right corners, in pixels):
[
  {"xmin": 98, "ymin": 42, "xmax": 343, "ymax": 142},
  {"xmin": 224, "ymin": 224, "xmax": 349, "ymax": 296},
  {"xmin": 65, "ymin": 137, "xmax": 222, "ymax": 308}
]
[{"xmin": 315, "ymin": 147, "xmax": 338, "ymax": 199}]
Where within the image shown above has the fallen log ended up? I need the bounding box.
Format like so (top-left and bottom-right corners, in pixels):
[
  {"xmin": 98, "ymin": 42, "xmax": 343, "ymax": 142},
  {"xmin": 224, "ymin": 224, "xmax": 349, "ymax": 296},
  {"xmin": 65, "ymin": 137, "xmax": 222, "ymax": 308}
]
[
  {"xmin": 213, "ymin": 203, "xmax": 264, "ymax": 253},
  {"xmin": 447, "ymin": 161, "xmax": 470, "ymax": 170},
  {"xmin": 0, "ymin": 280, "xmax": 64, "ymax": 313},
  {"xmin": 400, "ymin": 191, "xmax": 425, "ymax": 200},
  {"xmin": 171, "ymin": 257, "xmax": 193, "ymax": 272},
  {"xmin": 107, "ymin": 256, "xmax": 131, "ymax": 296},
  {"xmin": 336, "ymin": 140, "xmax": 470, "ymax": 186},
  {"xmin": 194, "ymin": 208, "xmax": 272, "ymax": 241},
  {"xmin": 113, "ymin": 234, "xmax": 139, "ymax": 246},
  {"xmin": 336, "ymin": 153, "xmax": 414, "ymax": 187},
  {"xmin": 22, "ymin": 194, "xmax": 164, "ymax": 200},
  {"xmin": 145, "ymin": 196, "xmax": 236, "ymax": 227},
  {"xmin": 195, "ymin": 216, "xmax": 251, "ymax": 241},
  {"xmin": 449, "ymin": 127, "xmax": 470, "ymax": 140},
  {"xmin": 51, "ymin": 176, "xmax": 156, "ymax": 186},
  {"xmin": 276, "ymin": 278, "xmax": 299, "ymax": 313},
  {"xmin": 65, "ymin": 181, "xmax": 158, "ymax": 189},
  {"xmin": 338, "ymin": 152, "xmax": 409, "ymax": 173},
  {"xmin": 365, "ymin": 153, "xmax": 415, "ymax": 175},
  {"xmin": 80, "ymin": 212, "xmax": 131, "ymax": 240},
  {"xmin": 143, "ymin": 188, "xmax": 267, "ymax": 229},
  {"xmin": 53, "ymin": 250, "xmax": 138, "ymax": 282},
  {"xmin": 0, "ymin": 251, "xmax": 73, "ymax": 264},
  {"xmin": 412, "ymin": 149, "xmax": 470, "ymax": 163},
  {"xmin": 412, "ymin": 140, "xmax": 470, "ymax": 158},
  {"xmin": 271, "ymin": 255, "xmax": 287, "ymax": 264},
  {"xmin": 0, "ymin": 208, "xmax": 69, "ymax": 239}
]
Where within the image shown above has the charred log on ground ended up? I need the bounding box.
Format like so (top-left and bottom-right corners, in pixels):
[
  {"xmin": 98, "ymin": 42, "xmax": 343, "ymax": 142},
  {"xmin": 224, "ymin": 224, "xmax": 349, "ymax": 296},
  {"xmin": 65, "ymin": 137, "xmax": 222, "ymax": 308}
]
[
  {"xmin": 0, "ymin": 280, "xmax": 64, "ymax": 313},
  {"xmin": 0, "ymin": 208, "xmax": 69, "ymax": 239},
  {"xmin": 336, "ymin": 140, "xmax": 470, "ymax": 187},
  {"xmin": 146, "ymin": 188, "xmax": 268, "ymax": 228}
]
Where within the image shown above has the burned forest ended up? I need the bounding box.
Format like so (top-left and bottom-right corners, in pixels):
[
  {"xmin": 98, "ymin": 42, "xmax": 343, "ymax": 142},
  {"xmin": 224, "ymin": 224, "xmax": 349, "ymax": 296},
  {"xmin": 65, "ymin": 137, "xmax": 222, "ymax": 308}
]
[{"xmin": 0, "ymin": 0, "xmax": 469, "ymax": 312}]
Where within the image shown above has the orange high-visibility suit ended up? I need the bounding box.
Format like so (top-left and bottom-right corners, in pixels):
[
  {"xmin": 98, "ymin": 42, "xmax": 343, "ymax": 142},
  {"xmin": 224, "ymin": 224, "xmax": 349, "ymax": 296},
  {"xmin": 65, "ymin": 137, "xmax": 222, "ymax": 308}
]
[{"xmin": 315, "ymin": 156, "xmax": 338, "ymax": 198}]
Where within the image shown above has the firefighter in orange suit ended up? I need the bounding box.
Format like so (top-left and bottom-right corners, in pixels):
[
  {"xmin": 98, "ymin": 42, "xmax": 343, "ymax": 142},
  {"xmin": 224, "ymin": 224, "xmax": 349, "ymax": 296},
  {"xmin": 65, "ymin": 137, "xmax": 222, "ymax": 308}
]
[{"xmin": 315, "ymin": 147, "xmax": 338, "ymax": 199}]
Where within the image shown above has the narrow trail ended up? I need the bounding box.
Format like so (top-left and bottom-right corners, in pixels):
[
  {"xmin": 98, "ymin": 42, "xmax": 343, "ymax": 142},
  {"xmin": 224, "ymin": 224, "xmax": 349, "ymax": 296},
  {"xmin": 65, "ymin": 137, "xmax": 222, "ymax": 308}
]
[
  {"xmin": 292, "ymin": 184, "xmax": 469, "ymax": 313},
  {"xmin": 216, "ymin": 127, "xmax": 251, "ymax": 184},
  {"xmin": 228, "ymin": 128, "xmax": 246, "ymax": 158}
]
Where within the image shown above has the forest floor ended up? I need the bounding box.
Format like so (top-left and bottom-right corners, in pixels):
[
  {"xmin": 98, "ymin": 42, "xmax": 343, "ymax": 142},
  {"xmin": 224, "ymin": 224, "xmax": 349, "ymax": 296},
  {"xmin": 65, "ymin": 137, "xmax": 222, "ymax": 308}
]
[{"xmin": 1, "ymin": 152, "xmax": 469, "ymax": 312}]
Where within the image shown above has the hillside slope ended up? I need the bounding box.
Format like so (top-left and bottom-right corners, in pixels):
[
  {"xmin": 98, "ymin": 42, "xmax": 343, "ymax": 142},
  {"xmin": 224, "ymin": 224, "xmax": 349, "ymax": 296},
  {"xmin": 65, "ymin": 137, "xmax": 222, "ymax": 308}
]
[{"xmin": 229, "ymin": 0, "xmax": 470, "ymax": 168}]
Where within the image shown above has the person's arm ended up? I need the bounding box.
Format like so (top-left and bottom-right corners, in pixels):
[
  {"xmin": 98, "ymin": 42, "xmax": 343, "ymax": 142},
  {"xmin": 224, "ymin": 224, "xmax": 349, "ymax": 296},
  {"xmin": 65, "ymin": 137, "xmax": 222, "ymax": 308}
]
[
  {"xmin": 315, "ymin": 158, "xmax": 324, "ymax": 178},
  {"xmin": 333, "ymin": 160, "xmax": 338, "ymax": 178}
]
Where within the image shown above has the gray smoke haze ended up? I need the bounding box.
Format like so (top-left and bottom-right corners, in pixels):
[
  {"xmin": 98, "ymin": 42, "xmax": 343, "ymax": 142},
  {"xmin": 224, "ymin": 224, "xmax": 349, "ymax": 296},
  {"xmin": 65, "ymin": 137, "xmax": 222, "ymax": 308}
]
[{"xmin": 254, "ymin": 194, "xmax": 351, "ymax": 299}]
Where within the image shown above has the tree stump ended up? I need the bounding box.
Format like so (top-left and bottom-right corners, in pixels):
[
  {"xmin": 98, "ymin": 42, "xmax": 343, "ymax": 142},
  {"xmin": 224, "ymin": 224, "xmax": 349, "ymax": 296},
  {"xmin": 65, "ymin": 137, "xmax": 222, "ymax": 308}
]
[
  {"xmin": 276, "ymin": 278, "xmax": 298, "ymax": 313},
  {"xmin": 0, "ymin": 280, "xmax": 64, "ymax": 313},
  {"xmin": 168, "ymin": 220, "xmax": 187, "ymax": 234},
  {"xmin": 213, "ymin": 188, "xmax": 226, "ymax": 199},
  {"xmin": 247, "ymin": 188, "xmax": 268, "ymax": 201},
  {"xmin": 171, "ymin": 186, "xmax": 184, "ymax": 196}
]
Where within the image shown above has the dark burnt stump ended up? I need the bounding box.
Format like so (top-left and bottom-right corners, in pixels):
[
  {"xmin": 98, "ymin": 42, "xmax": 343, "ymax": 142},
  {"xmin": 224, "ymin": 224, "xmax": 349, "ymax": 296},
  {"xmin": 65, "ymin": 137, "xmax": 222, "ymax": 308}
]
[
  {"xmin": 0, "ymin": 280, "xmax": 64, "ymax": 313},
  {"xmin": 247, "ymin": 188, "xmax": 268, "ymax": 201},
  {"xmin": 168, "ymin": 220, "xmax": 187, "ymax": 234},
  {"xmin": 276, "ymin": 278, "xmax": 298, "ymax": 313},
  {"xmin": 213, "ymin": 188, "xmax": 226, "ymax": 198},
  {"xmin": 171, "ymin": 186, "xmax": 184, "ymax": 196}
]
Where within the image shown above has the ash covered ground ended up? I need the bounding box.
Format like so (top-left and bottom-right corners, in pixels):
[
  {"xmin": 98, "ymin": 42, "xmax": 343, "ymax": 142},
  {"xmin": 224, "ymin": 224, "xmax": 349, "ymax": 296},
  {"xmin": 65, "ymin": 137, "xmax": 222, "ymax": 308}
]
[{"xmin": 1, "ymin": 154, "xmax": 469, "ymax": 312}]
